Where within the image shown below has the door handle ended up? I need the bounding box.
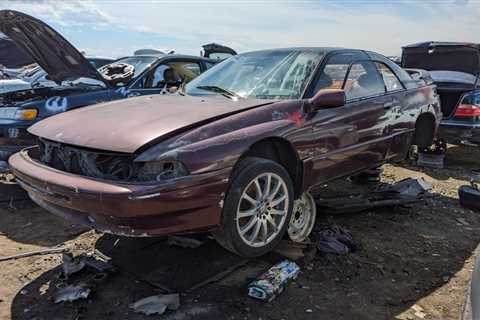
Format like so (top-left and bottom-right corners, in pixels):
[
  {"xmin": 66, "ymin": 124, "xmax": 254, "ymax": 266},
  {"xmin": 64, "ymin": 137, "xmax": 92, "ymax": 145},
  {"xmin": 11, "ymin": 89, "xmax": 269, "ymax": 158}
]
[{"xmin": 383, "ymin": 102, "xmax": 394, "ymax": 109}]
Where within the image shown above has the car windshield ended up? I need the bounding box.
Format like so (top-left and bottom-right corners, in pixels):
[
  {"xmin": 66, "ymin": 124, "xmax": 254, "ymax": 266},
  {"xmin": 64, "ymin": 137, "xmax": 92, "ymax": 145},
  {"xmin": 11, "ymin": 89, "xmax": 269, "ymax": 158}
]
[
  {"xmin": 185, "ymin": 49, "xmax": 324, "ymax": 99},
  {"xmin": 108, "ymin": 56, "xmax": 157, "ymax": 78}
]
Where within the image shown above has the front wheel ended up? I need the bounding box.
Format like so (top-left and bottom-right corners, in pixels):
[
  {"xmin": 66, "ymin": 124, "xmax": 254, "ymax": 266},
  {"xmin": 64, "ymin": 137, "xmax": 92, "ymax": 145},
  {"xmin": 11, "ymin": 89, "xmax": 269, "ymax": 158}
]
[{"xmin": 214, "ymin": 157, "xmax": 294, "ymax": 257}]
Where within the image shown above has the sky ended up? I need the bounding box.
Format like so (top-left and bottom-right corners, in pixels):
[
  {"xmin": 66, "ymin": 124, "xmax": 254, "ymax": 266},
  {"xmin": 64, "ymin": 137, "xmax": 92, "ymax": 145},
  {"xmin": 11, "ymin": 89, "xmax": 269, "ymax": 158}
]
[{"xmin": 0, "ymin": 0, "xmax": 478, "ymax": 58}]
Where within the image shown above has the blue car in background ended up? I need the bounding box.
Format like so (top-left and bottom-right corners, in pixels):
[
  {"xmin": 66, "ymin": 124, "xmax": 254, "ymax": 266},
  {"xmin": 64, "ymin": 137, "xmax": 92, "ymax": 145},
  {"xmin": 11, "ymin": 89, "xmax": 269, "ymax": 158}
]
[{"xmin": 0, "ymin": 10, "xmax": 234, "ymax": 169}]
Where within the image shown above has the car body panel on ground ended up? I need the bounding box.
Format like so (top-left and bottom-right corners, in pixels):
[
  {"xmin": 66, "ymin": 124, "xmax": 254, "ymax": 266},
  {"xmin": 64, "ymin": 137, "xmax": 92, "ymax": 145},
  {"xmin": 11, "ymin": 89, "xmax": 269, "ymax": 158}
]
[
  {"xmin": 10, "ymin": 47, "xmax": 441, "ymax": 245},
  {"xmin": 401, "ymin": 42, "xmax": 480, "ymax": 145}
]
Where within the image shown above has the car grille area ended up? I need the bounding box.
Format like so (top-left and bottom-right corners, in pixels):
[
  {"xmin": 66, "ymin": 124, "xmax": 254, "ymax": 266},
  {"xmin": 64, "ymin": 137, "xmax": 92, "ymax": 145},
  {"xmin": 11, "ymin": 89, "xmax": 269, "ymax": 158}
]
[{"xmin": 38, "ymin": 138, "xmax": 140, "ymax": 181}]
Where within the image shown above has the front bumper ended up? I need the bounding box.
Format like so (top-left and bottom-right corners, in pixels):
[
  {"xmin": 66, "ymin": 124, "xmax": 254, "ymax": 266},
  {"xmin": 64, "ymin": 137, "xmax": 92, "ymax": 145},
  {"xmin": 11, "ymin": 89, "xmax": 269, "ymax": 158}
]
[
  {"xmin": 440, "ymin": 120, "xmax": 480, "ymax": 146},
  {"xmin": 10, "ymin": 147, "xmax": 231, "ymax": 237}
]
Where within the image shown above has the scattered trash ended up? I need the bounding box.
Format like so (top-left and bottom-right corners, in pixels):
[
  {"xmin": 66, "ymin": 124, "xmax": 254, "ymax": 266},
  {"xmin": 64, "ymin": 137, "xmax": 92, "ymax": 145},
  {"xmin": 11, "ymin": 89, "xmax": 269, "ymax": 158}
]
[
  {"xmin": 54, "ymin": 283, "xmax": 91, "ymax": 303},
  {"xmin": 62, "ymin": 253, "xmax": 86, "ymax": 278},
  {"xmin": 247, "ymin": 260, "xmax": 300, "ymax": 302},
  {"xmin": 61, "ymin": 252, "xmax": 115, "ymax": 279},
  {"xmin": 417, "ymin": 139, "xmax": 447, "ymax": 169},
  {"xmin": 167, "ymin": 236, "xmax": 204, "ymax": 249},
  {"xmin": 317, "ymin": 178, "xmax": 431, "ymax": 214},
  {"xmin": 317, "ymin": 226, "xmax": 358, "ymax": 254},
  {"xmin": 130, "ymin": 294, "xmax": 180, "ymax": 316},
  {"xmin": 0, "ymin": 247, "xmax": 67, "ymax": 262}
]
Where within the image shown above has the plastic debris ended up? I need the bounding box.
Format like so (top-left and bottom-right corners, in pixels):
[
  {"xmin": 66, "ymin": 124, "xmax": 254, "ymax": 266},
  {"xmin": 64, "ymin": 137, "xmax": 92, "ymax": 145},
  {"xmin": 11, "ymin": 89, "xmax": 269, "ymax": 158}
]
[
  {"xmin": 317, "ymin": 226, "xmax": 358, "ymax": 254},
  {"xmin": 130, "ymin": 294, "xmax": 180, "ymax": 316},
  {"xmin": 54, "ymin": 284, "xmax": 91, "ymax": 303},
  {"xmin": 317, "ymin": 178, "xmax": 431, "ymax": 214},
  {"xmin": 167, "ymin": 236, "xmax": 204, "ymax": 249},
  {"xmin": 61, "ymin": 252, "xmax": 115, "ymax": 279},
  {"xmin": 247, "ymin": 260, "xmax": 300, "ymax": 302}
]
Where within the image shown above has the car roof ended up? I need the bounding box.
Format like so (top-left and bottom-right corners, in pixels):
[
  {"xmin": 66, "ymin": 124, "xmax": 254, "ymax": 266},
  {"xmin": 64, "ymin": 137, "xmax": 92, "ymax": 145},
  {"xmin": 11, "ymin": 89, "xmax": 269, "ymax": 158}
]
[
  {"xmin": 120, "ymin": 54, "xmax": 216, "ymax": 63},
  {"xmin": 403, "ymin": 41, "xmax": 480, "ymax": 50}
]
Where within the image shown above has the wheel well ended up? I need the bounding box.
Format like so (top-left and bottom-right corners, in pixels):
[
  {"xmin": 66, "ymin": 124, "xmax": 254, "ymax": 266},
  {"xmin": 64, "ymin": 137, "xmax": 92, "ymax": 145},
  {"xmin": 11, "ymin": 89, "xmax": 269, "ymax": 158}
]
[
  {"xmin": 239, "ymin": 138, "xmax": 303, "ymax": 198},
  {"xmin": 413, "ymin": 113, "xmax": 436, "ymax": 149}
]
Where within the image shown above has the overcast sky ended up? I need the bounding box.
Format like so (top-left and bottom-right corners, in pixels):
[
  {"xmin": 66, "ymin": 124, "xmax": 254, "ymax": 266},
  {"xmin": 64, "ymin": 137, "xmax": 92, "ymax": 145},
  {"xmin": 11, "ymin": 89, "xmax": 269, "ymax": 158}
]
[{"xmin": 1, "ymin": 0, "xmax": 478, "ymax": 58}]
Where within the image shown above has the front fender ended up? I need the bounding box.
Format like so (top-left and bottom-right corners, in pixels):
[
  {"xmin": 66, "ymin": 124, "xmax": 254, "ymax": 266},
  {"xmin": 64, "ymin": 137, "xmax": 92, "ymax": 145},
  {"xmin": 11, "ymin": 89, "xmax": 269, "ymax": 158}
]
[{"xmin": 136, "ymin": 120, "xmax": 293, "ymax": 174}]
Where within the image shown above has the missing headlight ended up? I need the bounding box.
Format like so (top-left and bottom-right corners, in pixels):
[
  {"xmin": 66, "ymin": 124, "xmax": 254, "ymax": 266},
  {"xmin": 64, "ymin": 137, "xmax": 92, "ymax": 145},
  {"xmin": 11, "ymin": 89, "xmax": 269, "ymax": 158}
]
[{"xmin": 138, "ymin": 161, "xmax": 189, "ymax": 182}]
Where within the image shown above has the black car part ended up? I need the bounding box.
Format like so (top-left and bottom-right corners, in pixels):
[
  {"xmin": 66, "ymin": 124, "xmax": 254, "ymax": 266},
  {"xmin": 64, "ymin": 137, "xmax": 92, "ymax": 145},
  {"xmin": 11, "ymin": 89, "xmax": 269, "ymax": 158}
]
[{"xmin": 99, "ymin": 63, "xmax": 135, "ymax": 87}]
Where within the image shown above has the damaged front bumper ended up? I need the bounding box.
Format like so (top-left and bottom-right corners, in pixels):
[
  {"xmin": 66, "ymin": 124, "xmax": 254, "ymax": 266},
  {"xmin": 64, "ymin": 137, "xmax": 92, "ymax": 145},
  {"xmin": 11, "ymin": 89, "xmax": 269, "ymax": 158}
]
[{"xmin": 10, "ymin": 147, "xmax": 231, "ymax": 237}]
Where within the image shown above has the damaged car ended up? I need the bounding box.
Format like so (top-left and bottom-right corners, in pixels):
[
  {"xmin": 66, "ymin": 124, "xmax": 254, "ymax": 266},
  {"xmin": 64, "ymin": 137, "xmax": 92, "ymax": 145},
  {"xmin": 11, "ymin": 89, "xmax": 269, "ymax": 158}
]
[
  {"xmin": 402, "ymin": 42, "xmax": 480, "ymax": 146},
  {"xmin": 10, "ymin": 47, "xmax": 441, "ymax": 257},
  {"xmin": 0, "ymin": 10, "xmax": 230, "ymax": 168}
]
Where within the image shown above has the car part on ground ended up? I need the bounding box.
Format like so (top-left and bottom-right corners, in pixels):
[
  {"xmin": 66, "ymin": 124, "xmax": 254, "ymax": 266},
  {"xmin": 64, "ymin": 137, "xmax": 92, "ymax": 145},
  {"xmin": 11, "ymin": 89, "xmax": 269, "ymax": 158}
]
[
  {"xmin": 11, "ymin": 47, "xmax": 440, "ymax": 257},
  {"xmin": 459, "ymin": 170, "xmax": 480, "ymax": 211},
  {"xmin": 130, "ymin": 294, "xmax": 180, "ymax": 316},
  {"xmin": 350, "ymin": 167, "xmax": 384, "ymax": 185},
  {"xmin": 288, "ymin": 192, "xmax": 316, "ymax": 242},
  {"xmin": 317, "ymin": 178, "xmax": 431, "ymax": 214},
  {"xmin": 54, "ymin": 283, "xmax": 92, "ymax": 303},
  {"xmin": 247, "ymin": 260, "xmax": 300, "ymax": 302},
  {"xmin": 417, "ymin": 139, "xmax": 447, "ymax": 169},
  {"xmin": 402, "ymin": 42, "xmax": 480, "ymax": 146}
]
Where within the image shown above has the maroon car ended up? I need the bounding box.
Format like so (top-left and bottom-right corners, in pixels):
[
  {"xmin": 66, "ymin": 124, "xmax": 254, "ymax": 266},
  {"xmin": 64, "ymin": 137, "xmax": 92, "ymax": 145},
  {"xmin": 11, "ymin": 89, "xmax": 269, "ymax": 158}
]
[{"xmin": 10, "ymin": 48, "xmax": 441, "ymax": 257}]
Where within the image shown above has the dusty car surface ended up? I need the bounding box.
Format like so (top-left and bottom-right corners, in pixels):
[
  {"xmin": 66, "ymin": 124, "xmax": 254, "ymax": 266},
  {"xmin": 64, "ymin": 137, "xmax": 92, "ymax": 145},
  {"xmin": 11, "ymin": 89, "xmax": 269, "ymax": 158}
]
[
  {"xmin": 10, "ymin": 47, "xmax": 441, "ymax": 257},
  {"xmin": 0, "ymin": 10, "xmax": 225, "ymax": 168},
  {"xmin": 402, "ymin": 42, "xmax": 480, "ymax": 146}
]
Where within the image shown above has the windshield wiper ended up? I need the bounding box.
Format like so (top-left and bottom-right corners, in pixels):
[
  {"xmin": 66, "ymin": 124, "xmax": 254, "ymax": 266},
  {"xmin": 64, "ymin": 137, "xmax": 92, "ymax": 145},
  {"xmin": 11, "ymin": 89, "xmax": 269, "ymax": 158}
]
[{"xmin": 196, "ymin": 85, "xmax": 242, "ymax": 99}]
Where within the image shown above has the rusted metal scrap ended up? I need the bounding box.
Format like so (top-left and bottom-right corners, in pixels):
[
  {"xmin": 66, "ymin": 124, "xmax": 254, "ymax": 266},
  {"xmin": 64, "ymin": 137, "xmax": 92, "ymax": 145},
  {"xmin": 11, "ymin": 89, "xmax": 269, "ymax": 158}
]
[{"xmin": 317, "ymin": 178, "xmax": 432, "ymax": 214}]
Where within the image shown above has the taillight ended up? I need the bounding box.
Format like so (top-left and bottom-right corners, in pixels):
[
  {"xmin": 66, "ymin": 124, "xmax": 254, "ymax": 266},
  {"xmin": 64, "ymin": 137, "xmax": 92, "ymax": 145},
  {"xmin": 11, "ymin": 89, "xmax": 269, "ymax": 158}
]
[
  {"xmin": 455, "ymin": 104, "xmax": 480, "ymax": 117},
  {"xmin": 455, "ymin": 91, "xmax": 480, "ymax": 117}
]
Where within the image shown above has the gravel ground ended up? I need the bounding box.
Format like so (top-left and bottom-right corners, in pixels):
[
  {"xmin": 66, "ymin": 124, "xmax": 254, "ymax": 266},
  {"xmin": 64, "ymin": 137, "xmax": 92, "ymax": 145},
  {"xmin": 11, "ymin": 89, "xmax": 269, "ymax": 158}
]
[{"xmin": 0, "ymin": 144, "xmax": 479, "ymax": 320}]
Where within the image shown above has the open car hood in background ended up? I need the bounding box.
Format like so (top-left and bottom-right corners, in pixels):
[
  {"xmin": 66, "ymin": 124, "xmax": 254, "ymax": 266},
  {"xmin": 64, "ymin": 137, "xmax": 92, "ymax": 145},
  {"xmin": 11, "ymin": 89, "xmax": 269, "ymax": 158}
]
[
  {"xmin": 402, "ymin": 42, "xmax": 480, "ymax": 76},
  {"xmin": 0, "ymin": 10, "xmax": 107, "ymax": 85}
]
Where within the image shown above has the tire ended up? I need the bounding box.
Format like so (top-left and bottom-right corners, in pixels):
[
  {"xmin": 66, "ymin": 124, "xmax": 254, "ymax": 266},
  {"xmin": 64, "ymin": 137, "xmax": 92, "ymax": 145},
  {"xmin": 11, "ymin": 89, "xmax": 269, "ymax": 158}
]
[{"xmin": 214, "ymin": 157, "xmax": 294, "ymax": 257}]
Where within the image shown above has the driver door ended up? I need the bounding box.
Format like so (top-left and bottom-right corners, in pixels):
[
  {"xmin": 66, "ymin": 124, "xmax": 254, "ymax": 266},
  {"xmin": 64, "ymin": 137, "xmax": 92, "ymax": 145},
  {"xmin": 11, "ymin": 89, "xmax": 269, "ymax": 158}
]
[{"xmin": 307, "ymin": 53, "xmax": 391, "ymax": 183}]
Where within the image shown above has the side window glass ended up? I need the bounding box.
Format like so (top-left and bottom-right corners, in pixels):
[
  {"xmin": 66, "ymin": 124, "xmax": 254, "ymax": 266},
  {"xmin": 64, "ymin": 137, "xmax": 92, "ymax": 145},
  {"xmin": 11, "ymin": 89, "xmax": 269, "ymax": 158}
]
[
  {"xmin": 205, "ymin": 61, "xmax": 215, "ymax": 69},
  {"xmin": 343, "ymin": 61, "xmax": 385, "ymax": 100},
  {"xmin": 313, "ymin": 52, "xmax": 367, "ymax": 94},
  {"xmin": 375, "ymin": 62, "xmax": 403, "ymax": 92},
  {"xmin": 150, "ymin": 64, "xmax": 170, "ymax": 88}
]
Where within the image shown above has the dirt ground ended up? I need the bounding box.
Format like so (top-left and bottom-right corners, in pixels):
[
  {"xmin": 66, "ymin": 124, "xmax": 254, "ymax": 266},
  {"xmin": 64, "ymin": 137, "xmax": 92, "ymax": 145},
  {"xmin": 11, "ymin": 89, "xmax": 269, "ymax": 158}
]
[{"xmin": 1, "ymin": 145, "xmax": 479, "ymax": 320}]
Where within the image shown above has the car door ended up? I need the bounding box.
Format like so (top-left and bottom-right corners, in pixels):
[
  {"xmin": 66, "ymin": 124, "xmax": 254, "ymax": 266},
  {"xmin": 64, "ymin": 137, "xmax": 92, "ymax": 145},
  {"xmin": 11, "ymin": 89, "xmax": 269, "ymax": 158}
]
[
  {"xmin": 306, "ymin": 53, "xmax": 391, "ymax": 183},
  {"xmin": 128, "ymin": 58, "xmax": 203, "ymax": 96},
  {"xmin": 374, "ymin": 61, "xmax": 410, "ymax": 159}
]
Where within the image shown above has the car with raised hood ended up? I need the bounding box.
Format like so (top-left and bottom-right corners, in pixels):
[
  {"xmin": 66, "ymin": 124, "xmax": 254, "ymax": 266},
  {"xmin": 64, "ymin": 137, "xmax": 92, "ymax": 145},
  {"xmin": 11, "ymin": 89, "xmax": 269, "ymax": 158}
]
[
  {"xmin": 0, "ymin": 57, "xmax": 115, "ymax": 95},
  {"xmin": 0, "ymin": 10, "xmax": 232, "ymax": 168},
  {"xmin": 10, "ymin": 47, "xmax": 441, "ymax": 257},
  {"xmin": 402, "ymin": 42, "xmax": 480, "ymax": 146}
]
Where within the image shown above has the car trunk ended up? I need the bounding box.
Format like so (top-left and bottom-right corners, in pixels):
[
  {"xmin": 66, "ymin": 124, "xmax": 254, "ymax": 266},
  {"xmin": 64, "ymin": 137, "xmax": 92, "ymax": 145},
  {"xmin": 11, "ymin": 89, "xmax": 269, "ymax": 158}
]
[
  {"xmin": 436, "ymin": 84, "xmax": 473, "ymax": 118},
  {"xmin": 402, "ymin": 43, "xmax": 480, "ymax": 119}
]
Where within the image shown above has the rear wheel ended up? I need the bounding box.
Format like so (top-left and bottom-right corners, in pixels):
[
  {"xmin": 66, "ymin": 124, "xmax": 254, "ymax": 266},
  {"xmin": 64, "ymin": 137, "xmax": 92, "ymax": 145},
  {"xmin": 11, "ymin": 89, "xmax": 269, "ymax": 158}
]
[{"xmin": 214, "ymin": 157, "xmax": 294, "ymax": 257}]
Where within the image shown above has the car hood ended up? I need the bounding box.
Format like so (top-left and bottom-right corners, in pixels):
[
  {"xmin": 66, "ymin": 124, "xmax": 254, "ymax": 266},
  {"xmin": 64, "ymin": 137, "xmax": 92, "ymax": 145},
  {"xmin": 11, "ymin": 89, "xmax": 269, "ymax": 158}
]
[
  {"xmin": 29, "ymin": 94, "xmax": 275, "ymax": 153},
  {"xmin": 0, "ymin": 10, "xmax": 107, "ymax": 85}
]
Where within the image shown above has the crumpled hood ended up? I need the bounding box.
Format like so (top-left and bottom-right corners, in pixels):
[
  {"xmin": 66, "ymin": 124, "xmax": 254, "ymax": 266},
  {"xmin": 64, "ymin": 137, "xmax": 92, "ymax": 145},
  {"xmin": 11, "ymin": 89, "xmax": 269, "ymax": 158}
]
[
  {"xmin": 29, "ymin": 94, "xmax": 274, "ymax": 153},
  {"xmin": 0, "ymin": 10, "xmax": 107, "ymax": 85}
]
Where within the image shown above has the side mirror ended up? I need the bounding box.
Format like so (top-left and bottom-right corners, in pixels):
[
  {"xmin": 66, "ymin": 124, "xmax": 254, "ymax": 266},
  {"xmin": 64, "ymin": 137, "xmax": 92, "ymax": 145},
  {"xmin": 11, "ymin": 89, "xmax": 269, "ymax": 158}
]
[{"xmin": 307, "ymin": 89, "xmax": 346, "ymax": 111}]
